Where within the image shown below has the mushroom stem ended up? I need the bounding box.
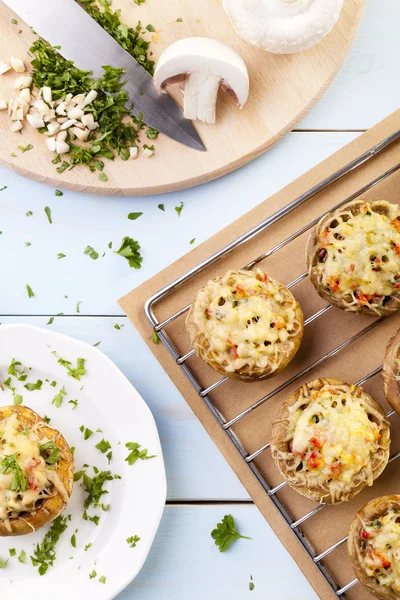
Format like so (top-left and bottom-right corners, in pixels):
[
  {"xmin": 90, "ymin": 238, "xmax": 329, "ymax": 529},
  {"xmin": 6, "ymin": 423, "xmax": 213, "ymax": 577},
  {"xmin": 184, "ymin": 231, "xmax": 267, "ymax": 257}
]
[{"xmin": 183, "ymin": 72, "xmax": 221, "ymax": 124}]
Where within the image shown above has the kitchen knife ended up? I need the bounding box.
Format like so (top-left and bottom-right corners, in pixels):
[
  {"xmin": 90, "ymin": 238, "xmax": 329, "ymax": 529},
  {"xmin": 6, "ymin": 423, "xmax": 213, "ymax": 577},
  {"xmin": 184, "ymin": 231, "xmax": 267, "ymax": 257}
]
[{"xmin": 2, "ymin": 0, "xmax": 206, "ymax": 151}]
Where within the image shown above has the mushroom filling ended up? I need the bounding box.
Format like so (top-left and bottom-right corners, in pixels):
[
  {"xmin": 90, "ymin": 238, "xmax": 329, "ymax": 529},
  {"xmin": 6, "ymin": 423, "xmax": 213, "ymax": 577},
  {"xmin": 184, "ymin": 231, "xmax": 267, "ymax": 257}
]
[
  {"xmin": 0, "ymin": 413, "xmax": 66, "ymax": 531},
  {"xmin": 284, "ymin": 384, "xmax": 383, "ymax": 486},
  {"xmin": 360, "ymin": 508, "xmax": 400, "ymax": 594},
  {"xmin": 313, "ymin": 202, "xmax": 400, "ymax": 311},
  {"xmin": 191, "ymin": 269, "xmax": 302, "ymax": 374}
]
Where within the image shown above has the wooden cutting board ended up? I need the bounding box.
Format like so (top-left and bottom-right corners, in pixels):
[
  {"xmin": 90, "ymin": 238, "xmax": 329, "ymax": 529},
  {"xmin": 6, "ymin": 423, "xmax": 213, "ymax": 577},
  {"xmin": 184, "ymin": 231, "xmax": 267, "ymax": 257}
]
[{"xmin": 0, "ymin": 0, "xmax": 365, "ymax": 196}]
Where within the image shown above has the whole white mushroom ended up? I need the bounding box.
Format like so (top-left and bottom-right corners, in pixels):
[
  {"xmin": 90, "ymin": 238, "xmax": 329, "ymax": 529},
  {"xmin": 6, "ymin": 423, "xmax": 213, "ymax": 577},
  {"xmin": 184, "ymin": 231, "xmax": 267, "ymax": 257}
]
[{"xmin": 223, "ymin": 0, "xmax": 344, "ymax": 54}]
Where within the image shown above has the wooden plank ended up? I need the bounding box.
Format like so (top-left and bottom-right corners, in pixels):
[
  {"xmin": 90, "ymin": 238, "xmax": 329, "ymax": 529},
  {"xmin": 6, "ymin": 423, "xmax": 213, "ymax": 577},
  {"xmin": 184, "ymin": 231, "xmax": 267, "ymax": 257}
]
[
  {"xmin": 0, "ymin": 315, "xmax": 249, "ymax": 500},
  {"xmin": 0, "ymin": 0, "xmax": 364, "ymax": 195},
  {"xmin": 118, "ymin": 505, "xmax": 318, "ymax": 600},
  {"xmin": 0, "ymin": 132, "xmax": 359, "ymax": 315}
]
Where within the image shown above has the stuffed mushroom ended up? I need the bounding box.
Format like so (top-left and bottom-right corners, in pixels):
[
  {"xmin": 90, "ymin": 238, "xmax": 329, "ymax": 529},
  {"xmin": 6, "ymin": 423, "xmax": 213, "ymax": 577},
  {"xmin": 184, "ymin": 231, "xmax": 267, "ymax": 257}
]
[
  {"xmin": 348, "ymin": 495, "xmax": 400, "ymax": 599},
  {"xmin": 270, "ymin": 378, "xmax": 390, "ymax": 504},
  {"xmin": 383, "ymin": 327, "xmax": 400, "ymax": 417},
  {"xmin": 186, "ymin": 269, "xmax": 304, "ymax": 381},
  {"xmin": 307, "ymin": 200, "xmax": 400, "ymax": 316},
  {"xmin": 0, "ymin": 405, "xmax": 74, "ymax": 536}
]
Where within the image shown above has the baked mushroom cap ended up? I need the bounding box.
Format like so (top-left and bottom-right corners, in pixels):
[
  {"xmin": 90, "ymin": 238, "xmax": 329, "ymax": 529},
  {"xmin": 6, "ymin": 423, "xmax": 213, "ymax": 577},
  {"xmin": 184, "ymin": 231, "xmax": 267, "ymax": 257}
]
[
  {"xmin": 307, "ymin": 200, "xmax": 400, "ymax": 316},
  {"xmin": 0, "ymin": 405, "xmax": 74, "ymax": 536},
  {"xmin": 270, "ymin": 378, "xmax": 390, "ymax": 504},
  {"xmin": 348, "ymin": 495, "xmax": 400, "ymax": 599},
  {"xmin": 186, "ymin": 269, "xmax": 304, "ymax": 381},
  {"xmin": 383, "ymin": 327, "xmax": 400, "ymax": 416}
]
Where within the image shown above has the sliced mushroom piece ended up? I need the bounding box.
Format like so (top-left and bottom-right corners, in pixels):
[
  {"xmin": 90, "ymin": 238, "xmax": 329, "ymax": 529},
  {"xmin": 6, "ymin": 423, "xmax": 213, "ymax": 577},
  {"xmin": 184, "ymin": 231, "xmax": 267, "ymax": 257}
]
[
  {"xmin": 383, "ymin": 327, "xmax": 400, "ymax": 415},
  {"xmin": 154, "ymin": 37, "xmax": 249, "ymax": 124},
  {"xmin": 223, "ymin": 0, "xmax": 343, "ymax": 54}
]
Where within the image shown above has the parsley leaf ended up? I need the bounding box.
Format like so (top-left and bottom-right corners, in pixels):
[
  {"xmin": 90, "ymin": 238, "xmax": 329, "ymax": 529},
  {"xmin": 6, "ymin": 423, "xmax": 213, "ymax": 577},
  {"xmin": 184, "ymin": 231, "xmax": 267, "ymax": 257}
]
[
  {"xmin": 99, "ymin": 575, "xmax": 106, "ymax": 584},
  {"xmin": 24, "ymin": 379, "xmax": 43, "ymax": 391},
  {"xmin": 52, "ymin": 388, "xmax": 66, "ymax": 408},
  {"xmin": 190, "ymin": 238, "xmax": 196, "ymax": 244},
  {"xmin": 127, "ymin": 212, "xmax": 143, "ymax": 220},
  {"xmin": 114, "ymin": 323, "xmax": 124, "ymax": 330},
  {"xmin": 9, "ymin": 549, "xmax": 16, "ymax": 557},
  {"xmin": 26, "ymin": 211, "xmax": 32, "ymax": 216},
  {"xmin": 31, "ymin": 515, "xmax": 68, "ymax": 575},
  {"xmin": 125, "ymin": 442, "xmax": 156, "ymax": 466},
  {"xmin": 158, "ymin": 203, "xmax": 165, "ymax": 211},
  {"xmin": 249, "ymin": 575, "xmax": 255, "ymax": 591},
  {"xmin": 0, "ymin": 454, "xmax": 28, "ymax": 492},
  {"xmin": 18, "ymin": 549, "xmax": 26, "ymax": 564},
  {"xmin": 68, "ymin": 399, "xmax": 78, "ymax": 409},
  {"xmin": 8, "ymin": 358, "xmax": 27, "ymax": 381},
  {"xmin": 40, "ymin": 441, "xmax": 60, "ymax": 465},
  {"xmin": 26, "ymin": 284, "xmax": 35, "ymax": 298},
  {"xmin": 55, "ymin": 189, "xmax": 63, "ymax": 196},
  {"xmin": 84, "ymin": 246, "xmax": 99, "ymax": 260},
  {"xmin": 89, "ymin": 570, "xmax": 97, "ymax": 579},
  {"xmin": 44, "ymin": 206, "xmax": 52, "ymax": 224},
  {"xmin": 127, "ymin": 535, "xmax": 140, "ymax": 548},
  {"xmin": 211, "ymin": 515, "xmax": 251, "ymax": 552},
  {"xmin": 18, "ymin": 144, "xmax": 33, "ymax": 153},
  {"xmin": 152, "ymin": 331, "xmax": 159, "ymax": 345},
  {"xmin": 47, "ymin": 317, "xmax": 55, "ymax": 325},
  {"xmin": 58, "ymin": 357, "xmax": 86, "ymax": 380},
  {"xmin": 57, "ymin": 253, "xmax": 66, "ymax": 259},
  {"xmin": 70, "ymin": 533, "xmax": 76, "ymax": 548},
  {"xmin": 80, "ymin": 426, "xmax": 93, "ymax": 441},
  {"xmin": 175, "ymin": 202, "xmax": 184, "ymax": 217},
  {"xmin": 114, "ymin": 236, "xmax": 142, "ymax": 269},
  {"xmin": 0, "ymin": 558, "xmax": 9, "ymax": 569}
]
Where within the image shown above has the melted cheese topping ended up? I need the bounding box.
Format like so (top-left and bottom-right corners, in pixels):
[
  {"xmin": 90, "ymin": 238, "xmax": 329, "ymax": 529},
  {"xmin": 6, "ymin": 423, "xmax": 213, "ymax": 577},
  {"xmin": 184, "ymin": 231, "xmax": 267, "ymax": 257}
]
[
  {"xmin": 361, "ymin": 508, "xmax": 400, "ymax": 595},
  {"xmin": 0, "ymin": 413, "xmax": 65, "ymax": 530},
  {"xmin": 190, "ymin": 269, "xmax": 302, "ymax": 374},
  {"xmin": 287, "ymin": 383, "xmax": 381, "ymax": 485},
  {"xmin": 313, "ymin": 202, "xmax": 400, "ymax": 311}
]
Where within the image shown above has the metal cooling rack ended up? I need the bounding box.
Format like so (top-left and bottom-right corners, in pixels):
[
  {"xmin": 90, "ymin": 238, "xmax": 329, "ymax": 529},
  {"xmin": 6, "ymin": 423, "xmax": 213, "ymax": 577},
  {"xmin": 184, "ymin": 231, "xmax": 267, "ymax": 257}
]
[{"xmin": 144, "ymin": 129, "xmax": 400, "ymax": 598}]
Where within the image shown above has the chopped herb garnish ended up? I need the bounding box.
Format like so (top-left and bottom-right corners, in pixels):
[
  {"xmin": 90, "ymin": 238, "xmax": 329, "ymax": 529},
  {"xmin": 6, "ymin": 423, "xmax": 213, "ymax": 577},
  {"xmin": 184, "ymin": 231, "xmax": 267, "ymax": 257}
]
[
  {"xmin": 44, "ymin": 206, "xmax": 52, "ymax": 224},
  {"xmin": 114, "ymin": 323, "xmax": 124, "ymax": 330},
  {"xmin": 84, "ymin": 246, "xmax": 99, "ymax": 260},
  {"xmin": 24, "ymin": 379, "xmax": 43, "ymax": 391},
  {"xmin": 26, "ymin": 211, "xmax": 32, "ymax": 216},
  {"xmin": 18, "ymin": 549, "xmax": 26, "ymax": 564},
  {"xmin": 57, "ymin": 253, "xmax": 66, "ymax": 259},
  {"xmin": 84, "ymin": 543, "xmax": 92, "ymax": 551},
  {"xmin": 43, "ymin": 415, "xmax": 51, "ymax": 424},
  {"xmin": 18, "ymin": 144, "xmax": 33, "ymax": 153},
  {"xmin": 114, "ymin": 236, "xmax": 142, "ymax": 269},
  {"xmin": 190, "ymin": 238, "xmax": 196, "ymax": 244},
  {"xmin": 25, "ymin": 242, "xmax": 31, "ymax": 247},
  {"xmin": 175, "ymin": 202, "xmax": 184, "ymax": 217},
  {"xmin": 68, "ymin": 399, "xmax": 78, "ymax": 409},
  {"xmin": 31, "ymin": 515, "xmax": 68, "ymax": 575},
  {"xmin": 125, "ymin": 442, "xmax": 156, "ymax": 466},
  {"xmin": 79, "ymin": 468, "xmax": 114, "ymax": 513},
  {"xmin": 0, "ymin": 454, "xmax": 28, "ymax": 492},
  {"xmin": 106, "ymin": 451, "xmax": 112, "ymax": 464},
  {"xmin": 0, "ymin": 558, "xmax": 9, "ymax": 569},
  {"xmin": 58, "ymin": 357, "xmax": 86, "ymax": 380},
  {"xmin": 55, "ymin": 189, "xmax": 63, "ymax": 196},
  {"xmin": 152, "ymin": 331, "xmax": 159, "ymax": 345},
  {"xmin": 93, "ymin": 341, "xmax": 101, "ymax": 347},
  {"xmin": 127, "ymin": 212, "xmax": 143, "ymax": 220},
  {"xmin": 211, "ymin": 515, "xmax": 251, "ymax": 553},
  {"xmin": 13, "ymin": 393, "xmax": 23, "ymax": 405},
  {"xmin": 11, "ymin": 18, "xmax": 18, "ymax": 24},
  {"xmin": 0, "ymin": 186, "xmax": 7, "ymax": 192},
  {"xmin": 158, "ymin": 203, "xmax": 165, "ymax": 211},
  {"xmin": 89, "ymin": 570, "xmax": 97, "ymax": 579},
  {"xmin": 9, "ymin": 548, "xmax": 16, "ymax": 557},
  {"xmin": 249, "ymin": 575, "xmax": 255, "ymax": 591},
  {"xmin": 40, "ymin": 441, "xmax": 60, "ymax": 465},
  {"xmin": 127, "ymin": 535, "xmax": 140, "ymax": 548},
  {"xmin": 95, "ymin": 439, "xmax": 111, "ymax": 454},
  {"xmin": 26, "ymin": 284, "xmax": 35, "ymax": 298},
  {"xmin": 76, "ymin": 301, "xmax": 82, "ymax": 313},
  {"xmin": 70, "ymin": 534, "xmax": 76, "ymax": 548},
  {"xmin": 8, "ymin": 358, "xmax": 27, "ymax": 381},
  {"xmin": 52, "ymin": 388, "xmax": 66, "ymax": 408},
  {"xmin": 98, "ymin": 173, "xmax": 108, "ymax": 182},
  {"xmin": 99, "ymin": 575, "xmax": 106, "ymax": 584},
  {"xmin": 81, "ymin": 427, "xmax": 94, "ymax": 441}
]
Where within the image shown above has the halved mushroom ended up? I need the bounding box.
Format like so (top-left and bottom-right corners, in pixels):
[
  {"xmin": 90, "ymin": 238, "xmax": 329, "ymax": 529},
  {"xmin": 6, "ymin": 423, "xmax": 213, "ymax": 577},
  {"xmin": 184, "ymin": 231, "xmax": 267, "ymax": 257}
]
[
  {"xmin": 154, "ymin": 37, "xmax": 249, "ymax": 124},
  {"xmin": 383, "ymin": 328, "xmax": 400, "ymax": 416},
  {"xmin": 223, "ymin": 0, "xmax": 344, "ymax": 54}
]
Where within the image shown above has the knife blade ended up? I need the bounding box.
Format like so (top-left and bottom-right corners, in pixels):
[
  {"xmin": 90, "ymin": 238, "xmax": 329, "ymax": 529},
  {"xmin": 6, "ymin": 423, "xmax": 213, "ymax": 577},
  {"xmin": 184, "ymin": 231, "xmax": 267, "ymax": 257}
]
[{"xmin": 2, "ymin": 0, "xmax": 206, "ymax": 151}]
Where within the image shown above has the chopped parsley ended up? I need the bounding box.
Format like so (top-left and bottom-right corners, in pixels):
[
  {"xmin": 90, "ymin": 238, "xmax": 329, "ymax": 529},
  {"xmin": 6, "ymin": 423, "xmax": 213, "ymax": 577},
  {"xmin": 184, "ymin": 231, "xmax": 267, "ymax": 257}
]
[
  {"xmin": 47, "ymin": 317, "xmax": 55, "ymax": 325},
  {"xmin": 175, "ymin": 202, "xmax": 184, "ymax": 217},
  {"xmin": 31, "ymin": 515, "xmax": 68, "ymax": 575},
  {"xmin": 84, "ymin": 246, "xmax": 99, "ymax": 260},
  {"xmin": 114, "ymin": 237, "xmax": 143, "ymax": 268},
  {"xmin": 24, "ymin": 379, "xmax": 43, "ymax": 391},
  {"xmin": 52, "ymin": 388, "xmax": 66, "ymax": 408},
  {"xmin": 158, "ymin": 203, "xmax": 165, "ymax": 211},
  {"xmin": 26, "ymin": 211, "xmax": 32, "ymax": 216},
  {"xmin": 70, "ymin": 533, "xmax": 77, "ymax": 548},
  {"xmin": 79, "ymin": 468, "xmax": 115, "ymax": 513},
  {"xmin": 84, "ymin": 543, "xmax": 92, "ymax": 551},
  {"xmin": 80, "ymin": 426, "xmax": 94, "ymax": 441},
  {"xmin": 98, "ymin": 173, "xmax": 108, "ymax": 182},
  {"xmin": 93, "ymin": 341, "xmax": 101, "ymax": 347},
  {"xmin": 190, "ymin": 238, "xmax": 196, "ymax": 244},
  {"xmin": 114, "ymin": 323, "xmax": 124, "ymax": 330},
  {"xmin": 40, "ymin": 441, "xmax": 60, "ymax": 465},
  {"xmin": 18, "ymin": 144, "xmax": 33, "ymax": 153},
  {"xmin": 55, "ymin": 189, "xmax": 63, "ymax": 196},
  {"xmin": 25, "ymin": 242, "xmax": 31, "ymax": 247},
  {"xmin": 95, "ymin": 439, "xmax": 111, "ymax": 454},
  {"xmin": 57, "ymin": 253, "xmax": 66, "ymax": 259},
  {"xmin": 9, "ymin": 549, "xmax": 16, "ymax": 557},
  {"xmin": 99, "ymin": 575, "xmax": 106, "ymax": 584},
  {"xmin": 0, "ymin": 186, "xmax": 7, "ymax": 192},
  {"xmin": 127, "ymin": 212, "xmax": 143, "ymax": 220},
  {"xmin": 89, "ymin": 570, "xmax": 97, "ymax": 579},
  {"xmin": 0, "ymin": 454, "xmax": 28, "ymax": 492},
  {"xmin": 211, "ymin": 515, "xmax": 251, "ymax": 553},
  {"xmin": 13, "ymin": 393, "xmax": 23, "ymax": 405},
  {"xmin": 249, "ymin": 575, "xmax": 255, "ymax": 591},
  {"xmin": 127, "ymin": 535, "xmax": 140, "ymax": 548},
  {"xmin": 125, "ymin": 442, "xmax": 156, "ymax": 466},
  {"xmin": 152, "ymin": 331, "xmax": 159, "ymax": 345},
  {"xmin": 0, "ymin": 558, "xmax": 9, "ymax": 569},
  {"xmin": 44, "ymin": 206, "xmax": 52, "ymax": 224},
  {"xmin": 76, "ymin": 301, "xmax": 82, "ymax": 313},
  {"xmin": 18, "ymin": 549, "xmax": 26, "ymax": 564},
  {"xmin": 58, "ymin": 357, "xmax": 86, "ymax": 380},
  {"xmin": 68, "ymin": 399, "xmax": 78, "ymax": 409},
  {"xmin": 8, "ymin": 358, "xmax": 27, "ymax": 381},
  {"xmin": 26, "ymin": 284, "xmax": 35, "ymax": 298}
]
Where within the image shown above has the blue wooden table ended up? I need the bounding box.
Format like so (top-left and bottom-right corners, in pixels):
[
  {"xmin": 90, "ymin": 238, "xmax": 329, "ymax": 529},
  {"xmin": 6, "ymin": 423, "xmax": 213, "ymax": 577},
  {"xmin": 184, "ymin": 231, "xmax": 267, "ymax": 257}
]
[{"xmin": 0, "ymin": 2, "xmax": 395, "ymax": 597}]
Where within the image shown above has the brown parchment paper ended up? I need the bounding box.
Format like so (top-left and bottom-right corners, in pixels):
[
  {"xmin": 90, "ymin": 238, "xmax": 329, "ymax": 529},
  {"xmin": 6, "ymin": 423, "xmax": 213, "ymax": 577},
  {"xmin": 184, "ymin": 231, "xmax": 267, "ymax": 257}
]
[{"xmin": 119, "ymin": 110, "xmax": 400, "ymax": 600}]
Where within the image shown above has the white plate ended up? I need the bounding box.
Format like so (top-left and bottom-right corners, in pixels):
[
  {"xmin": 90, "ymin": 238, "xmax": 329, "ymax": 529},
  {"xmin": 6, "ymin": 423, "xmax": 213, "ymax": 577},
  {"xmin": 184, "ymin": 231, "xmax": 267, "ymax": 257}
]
[{"xmin": 0, "ymin": 323, "xmax": 166, "ymax": 600}]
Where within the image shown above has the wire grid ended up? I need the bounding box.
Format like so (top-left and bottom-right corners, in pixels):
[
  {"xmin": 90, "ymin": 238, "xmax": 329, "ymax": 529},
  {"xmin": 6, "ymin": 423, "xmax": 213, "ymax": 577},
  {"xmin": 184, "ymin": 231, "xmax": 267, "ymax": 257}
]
[{"xmin": 144, "ymin": 132, "xmax": 400, "ymax": 598}]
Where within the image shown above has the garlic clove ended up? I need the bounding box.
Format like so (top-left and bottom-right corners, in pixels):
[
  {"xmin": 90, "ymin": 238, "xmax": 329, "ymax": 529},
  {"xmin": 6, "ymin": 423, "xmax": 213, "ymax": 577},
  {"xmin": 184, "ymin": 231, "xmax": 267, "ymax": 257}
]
[
  {"xmin": 56, "ymin": 140, "xmax": 70, "ymax": 155},
  {"xmin": 13, "ymin": 76, "xmax": 33, "ymax": 90},
  {"xmin": 10, "ymin": 57, "xmax": 25, "ymax": 73},
  {"xmin": 10, "ymin": 120, "xmax": 23, "ymax": 132},
  {"xmin": 0, "ymin": 61, "xmax": 11, "ymax": 75}
]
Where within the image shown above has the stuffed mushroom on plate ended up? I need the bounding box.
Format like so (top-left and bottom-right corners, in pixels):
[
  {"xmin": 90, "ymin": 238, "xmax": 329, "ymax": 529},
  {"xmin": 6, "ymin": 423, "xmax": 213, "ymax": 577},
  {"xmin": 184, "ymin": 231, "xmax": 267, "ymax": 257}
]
[
  {"xmin": 186, "ymin": 269, "xmax": 304, "ymax": 381},
  {"xmin": 307, "ymin": 200, "xmax": 400, "ymax": 315},
  {"xmin": 0, "ymin": 404, "xmax": 74, "ymax": 536}
]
